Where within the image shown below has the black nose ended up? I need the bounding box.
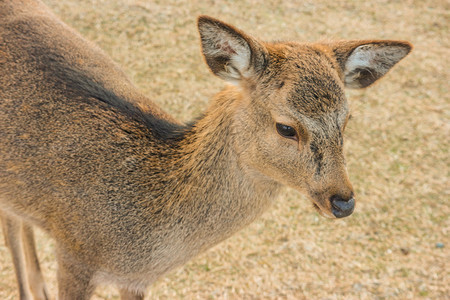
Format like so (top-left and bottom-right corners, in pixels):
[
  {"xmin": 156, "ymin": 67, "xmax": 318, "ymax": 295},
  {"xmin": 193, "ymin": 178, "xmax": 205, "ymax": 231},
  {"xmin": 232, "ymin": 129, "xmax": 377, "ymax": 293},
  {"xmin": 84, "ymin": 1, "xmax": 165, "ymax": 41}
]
[{"xmin": 330, "ymin": 195, "xmax": 355, "ymax": 218}]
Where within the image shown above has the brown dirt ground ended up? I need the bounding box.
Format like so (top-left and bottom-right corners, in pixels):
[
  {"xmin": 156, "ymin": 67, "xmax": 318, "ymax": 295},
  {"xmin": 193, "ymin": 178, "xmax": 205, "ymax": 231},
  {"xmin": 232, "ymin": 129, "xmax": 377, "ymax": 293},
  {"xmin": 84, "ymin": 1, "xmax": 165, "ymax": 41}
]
[{"xmin": 1, "ymin": 0, "xmax": 448, "ymax": 299}]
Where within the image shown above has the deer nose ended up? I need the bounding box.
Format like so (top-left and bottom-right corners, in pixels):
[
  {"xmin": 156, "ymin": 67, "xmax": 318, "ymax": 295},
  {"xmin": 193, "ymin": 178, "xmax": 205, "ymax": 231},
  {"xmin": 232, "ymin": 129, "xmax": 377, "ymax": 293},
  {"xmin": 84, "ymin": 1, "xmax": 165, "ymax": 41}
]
[{"xmin": 330, "ymin": 194, "xmax": 355, "ymax": 218}]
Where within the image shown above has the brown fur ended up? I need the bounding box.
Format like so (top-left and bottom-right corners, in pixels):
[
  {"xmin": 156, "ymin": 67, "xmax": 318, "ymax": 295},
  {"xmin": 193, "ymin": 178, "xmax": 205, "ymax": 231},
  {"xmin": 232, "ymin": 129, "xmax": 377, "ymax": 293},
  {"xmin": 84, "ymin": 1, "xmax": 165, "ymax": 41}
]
[{"xmin": 0, "ymin": 1, "xmax": 412, "ymax": 298}]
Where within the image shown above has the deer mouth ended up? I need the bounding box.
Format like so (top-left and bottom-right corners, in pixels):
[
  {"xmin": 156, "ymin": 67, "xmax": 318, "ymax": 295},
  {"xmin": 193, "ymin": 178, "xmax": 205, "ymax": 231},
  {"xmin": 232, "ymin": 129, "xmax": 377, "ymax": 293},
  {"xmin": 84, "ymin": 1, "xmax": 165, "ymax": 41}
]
[
  {"xmin": 311, "ymin": 195, "xmax": 355, "ymax": 219},
  {"xmin": 307, "ymin": 188, "xmax": 355, "ymax": 219},
  {"xmin": 311, "ymin": 201, "xmax": 335, "ymax": 219}
]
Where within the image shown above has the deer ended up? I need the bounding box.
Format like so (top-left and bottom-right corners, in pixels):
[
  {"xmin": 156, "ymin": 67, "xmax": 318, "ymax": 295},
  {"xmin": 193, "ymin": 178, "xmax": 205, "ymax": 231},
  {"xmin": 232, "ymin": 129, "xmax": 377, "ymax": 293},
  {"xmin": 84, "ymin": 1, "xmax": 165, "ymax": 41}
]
[{"xmin": 0, "ymin": 0, "xmax": 412, "ymax": 299}]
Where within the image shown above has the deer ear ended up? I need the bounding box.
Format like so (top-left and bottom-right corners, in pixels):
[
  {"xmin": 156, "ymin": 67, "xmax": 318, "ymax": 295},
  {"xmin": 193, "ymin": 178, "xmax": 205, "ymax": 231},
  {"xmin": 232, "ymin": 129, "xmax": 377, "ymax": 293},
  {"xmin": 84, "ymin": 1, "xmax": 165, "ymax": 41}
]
[
  {"xmin": 198, "ymin": 15, "xmax": 267, "ymax": 84},
  {"xmin": 330, "ymin": 40, "xmax": 412, "ymax": 89}
]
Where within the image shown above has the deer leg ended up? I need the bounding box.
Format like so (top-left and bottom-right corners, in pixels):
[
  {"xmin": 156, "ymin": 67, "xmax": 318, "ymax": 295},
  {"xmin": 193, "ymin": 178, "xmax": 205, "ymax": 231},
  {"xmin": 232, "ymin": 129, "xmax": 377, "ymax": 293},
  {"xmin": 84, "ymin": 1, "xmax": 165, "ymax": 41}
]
[
  {"xmin": 22, "ymin": 224, "xmax": 50, "ymax": 300},
  {"xmin": 56, "ymin": 249, "xmax": 95, "ymax": 300},
  {"xmin": 1, "ymin": 216, "xmax": 32, "ymax": 300},
  {"xmin": 119, "ymin": 289, "xmax": 145, "ymax": 300}
]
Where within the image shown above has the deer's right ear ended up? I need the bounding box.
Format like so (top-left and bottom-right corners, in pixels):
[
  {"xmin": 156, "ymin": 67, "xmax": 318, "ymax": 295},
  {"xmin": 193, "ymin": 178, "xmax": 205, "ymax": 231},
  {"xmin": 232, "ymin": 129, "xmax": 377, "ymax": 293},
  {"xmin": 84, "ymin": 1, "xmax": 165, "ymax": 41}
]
[{"xmin": 198, "ymin": 16, "xmax": 267, "ymax": 84}]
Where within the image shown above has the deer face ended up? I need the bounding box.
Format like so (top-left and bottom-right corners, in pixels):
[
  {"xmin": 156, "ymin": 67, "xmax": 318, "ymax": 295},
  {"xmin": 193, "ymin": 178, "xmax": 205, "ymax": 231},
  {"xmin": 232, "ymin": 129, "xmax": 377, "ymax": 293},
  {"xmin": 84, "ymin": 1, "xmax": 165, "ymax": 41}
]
[
  {"xmin": 198, "ymin": 16, "xmax": 411, "ymax": 218},
  {"xmin": 238, "ymin": 44, "xmax": 354, "ymax": 218}
]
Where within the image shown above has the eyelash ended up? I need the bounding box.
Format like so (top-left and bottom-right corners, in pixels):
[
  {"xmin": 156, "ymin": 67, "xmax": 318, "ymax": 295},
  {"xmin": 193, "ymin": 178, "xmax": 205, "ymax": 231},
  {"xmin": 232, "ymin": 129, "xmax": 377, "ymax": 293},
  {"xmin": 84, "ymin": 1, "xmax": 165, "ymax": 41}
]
[{"xmin": 343, "ymin": 114, "xmax": 352, "ymax": 130}]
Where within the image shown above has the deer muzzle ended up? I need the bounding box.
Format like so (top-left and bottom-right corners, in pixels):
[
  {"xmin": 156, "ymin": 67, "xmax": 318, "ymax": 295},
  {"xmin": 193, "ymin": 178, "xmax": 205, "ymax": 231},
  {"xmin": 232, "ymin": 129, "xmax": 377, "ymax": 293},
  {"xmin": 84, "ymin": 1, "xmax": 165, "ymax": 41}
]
[{"xmin": 329, "ymin": 194, "xmax": 355, "ymax": 218}]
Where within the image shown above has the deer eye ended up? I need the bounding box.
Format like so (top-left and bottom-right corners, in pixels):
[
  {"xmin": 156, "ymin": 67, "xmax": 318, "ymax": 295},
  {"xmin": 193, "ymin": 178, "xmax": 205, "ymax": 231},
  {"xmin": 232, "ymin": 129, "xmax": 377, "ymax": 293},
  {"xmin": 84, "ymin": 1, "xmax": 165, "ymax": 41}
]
[{"xmin": 276, "ymin": 123, "xmax": 298, "ymax": 141}]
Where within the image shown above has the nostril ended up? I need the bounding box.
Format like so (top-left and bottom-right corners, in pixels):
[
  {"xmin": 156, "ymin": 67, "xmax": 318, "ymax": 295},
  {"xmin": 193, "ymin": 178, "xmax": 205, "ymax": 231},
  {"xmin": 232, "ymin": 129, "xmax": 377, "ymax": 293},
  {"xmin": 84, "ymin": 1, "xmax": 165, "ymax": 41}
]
[
  {"xmin": 330, "ymin": 195, "xmax": 355, "ymax": 218},
  {"xmin": 330, "ymin": 193, "xmax": 353, "ymax": 203}
]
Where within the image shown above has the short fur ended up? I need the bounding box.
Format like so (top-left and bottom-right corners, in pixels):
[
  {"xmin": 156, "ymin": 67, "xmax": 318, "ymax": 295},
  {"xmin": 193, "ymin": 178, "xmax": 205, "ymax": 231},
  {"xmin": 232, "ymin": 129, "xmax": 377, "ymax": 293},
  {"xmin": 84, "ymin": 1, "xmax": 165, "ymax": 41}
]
[{"xmin": 0, "ymin": 1, "xmax": 412, "ymax": 299}]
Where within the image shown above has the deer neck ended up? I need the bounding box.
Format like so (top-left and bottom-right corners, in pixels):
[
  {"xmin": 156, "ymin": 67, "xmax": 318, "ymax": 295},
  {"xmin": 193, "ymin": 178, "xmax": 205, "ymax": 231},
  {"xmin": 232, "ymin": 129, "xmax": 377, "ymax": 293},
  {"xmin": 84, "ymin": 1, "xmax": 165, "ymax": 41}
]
[{"xmin": 166, "ymin": 86, "xmax": 280, "ymax": 248}]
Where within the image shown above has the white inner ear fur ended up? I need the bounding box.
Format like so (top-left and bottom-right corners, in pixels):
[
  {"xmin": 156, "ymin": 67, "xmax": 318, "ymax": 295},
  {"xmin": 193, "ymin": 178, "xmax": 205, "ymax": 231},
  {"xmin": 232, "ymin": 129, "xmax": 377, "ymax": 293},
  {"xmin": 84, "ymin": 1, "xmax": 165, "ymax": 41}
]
[
  {"xmin": 344, "ymin": 44, "xmax": 409, "ymax": 87},
  {"xmin": 202, "ymin": 25, "xmax": 251, "ymax": 83}
]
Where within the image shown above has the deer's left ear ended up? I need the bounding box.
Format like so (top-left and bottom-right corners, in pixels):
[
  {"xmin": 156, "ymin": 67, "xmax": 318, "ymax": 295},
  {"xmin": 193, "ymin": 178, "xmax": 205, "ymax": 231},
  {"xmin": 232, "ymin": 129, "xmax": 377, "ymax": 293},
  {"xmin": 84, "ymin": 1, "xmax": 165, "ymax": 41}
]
[{"xmin": 328, "ymin": 40, "xmax": 412, "ymax": 89}]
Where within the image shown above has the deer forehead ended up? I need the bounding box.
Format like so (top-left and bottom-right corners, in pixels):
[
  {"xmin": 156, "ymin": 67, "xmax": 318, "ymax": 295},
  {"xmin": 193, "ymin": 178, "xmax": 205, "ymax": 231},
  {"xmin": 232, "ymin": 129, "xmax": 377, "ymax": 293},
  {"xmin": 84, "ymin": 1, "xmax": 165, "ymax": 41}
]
[{"xmin": 262, "ymin": 45, "xmax": 347, "ymax": 119}]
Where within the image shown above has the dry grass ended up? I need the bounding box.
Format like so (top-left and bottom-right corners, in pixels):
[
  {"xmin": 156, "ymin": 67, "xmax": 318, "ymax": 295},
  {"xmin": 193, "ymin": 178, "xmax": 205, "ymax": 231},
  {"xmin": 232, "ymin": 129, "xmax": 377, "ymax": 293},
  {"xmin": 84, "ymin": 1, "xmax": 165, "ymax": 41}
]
[{"xmin": 1, "ymin": 0, "xmax": 449, "ymax": 299}]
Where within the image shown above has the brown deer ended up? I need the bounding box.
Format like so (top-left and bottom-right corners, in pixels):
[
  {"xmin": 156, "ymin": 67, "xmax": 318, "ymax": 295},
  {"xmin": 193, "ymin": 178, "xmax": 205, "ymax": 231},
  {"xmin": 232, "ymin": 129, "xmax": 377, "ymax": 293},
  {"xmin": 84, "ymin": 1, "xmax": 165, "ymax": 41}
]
[{"xmin": 0, "ymin": 0, "xmax": 412, "ymax": 299}]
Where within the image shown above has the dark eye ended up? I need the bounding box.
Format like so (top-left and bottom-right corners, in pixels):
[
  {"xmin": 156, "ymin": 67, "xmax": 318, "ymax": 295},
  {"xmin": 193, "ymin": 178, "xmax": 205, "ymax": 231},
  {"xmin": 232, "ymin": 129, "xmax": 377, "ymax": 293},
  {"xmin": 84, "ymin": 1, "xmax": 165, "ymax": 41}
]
[{"xmin": 276, "ymin": 123, "xmax": 298, "ymax": 141}]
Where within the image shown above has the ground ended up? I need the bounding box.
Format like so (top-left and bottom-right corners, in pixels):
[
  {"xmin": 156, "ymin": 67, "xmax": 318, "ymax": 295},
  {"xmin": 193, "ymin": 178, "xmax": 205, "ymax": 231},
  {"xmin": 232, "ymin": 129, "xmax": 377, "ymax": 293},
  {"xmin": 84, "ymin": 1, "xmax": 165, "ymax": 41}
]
[{"xmin": 0, "ymin": 0, "xmax": 448, "ymax": 299}]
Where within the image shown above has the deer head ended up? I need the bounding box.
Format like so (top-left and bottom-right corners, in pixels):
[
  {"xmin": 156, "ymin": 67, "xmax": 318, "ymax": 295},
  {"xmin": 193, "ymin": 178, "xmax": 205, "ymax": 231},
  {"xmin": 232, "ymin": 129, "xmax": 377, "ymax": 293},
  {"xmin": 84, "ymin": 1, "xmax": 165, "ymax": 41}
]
[{"xmin": 198, "ymin": 16, "xmax": 411, "ymax": 218}]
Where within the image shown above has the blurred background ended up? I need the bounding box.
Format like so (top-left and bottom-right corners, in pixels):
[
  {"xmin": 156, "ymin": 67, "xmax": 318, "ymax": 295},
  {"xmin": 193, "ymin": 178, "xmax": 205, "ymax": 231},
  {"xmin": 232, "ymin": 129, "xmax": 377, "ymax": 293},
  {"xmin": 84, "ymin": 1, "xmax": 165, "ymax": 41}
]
[{"xmin": 0, "ymin": 0, "xmax": 448, "ymax": 298}]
